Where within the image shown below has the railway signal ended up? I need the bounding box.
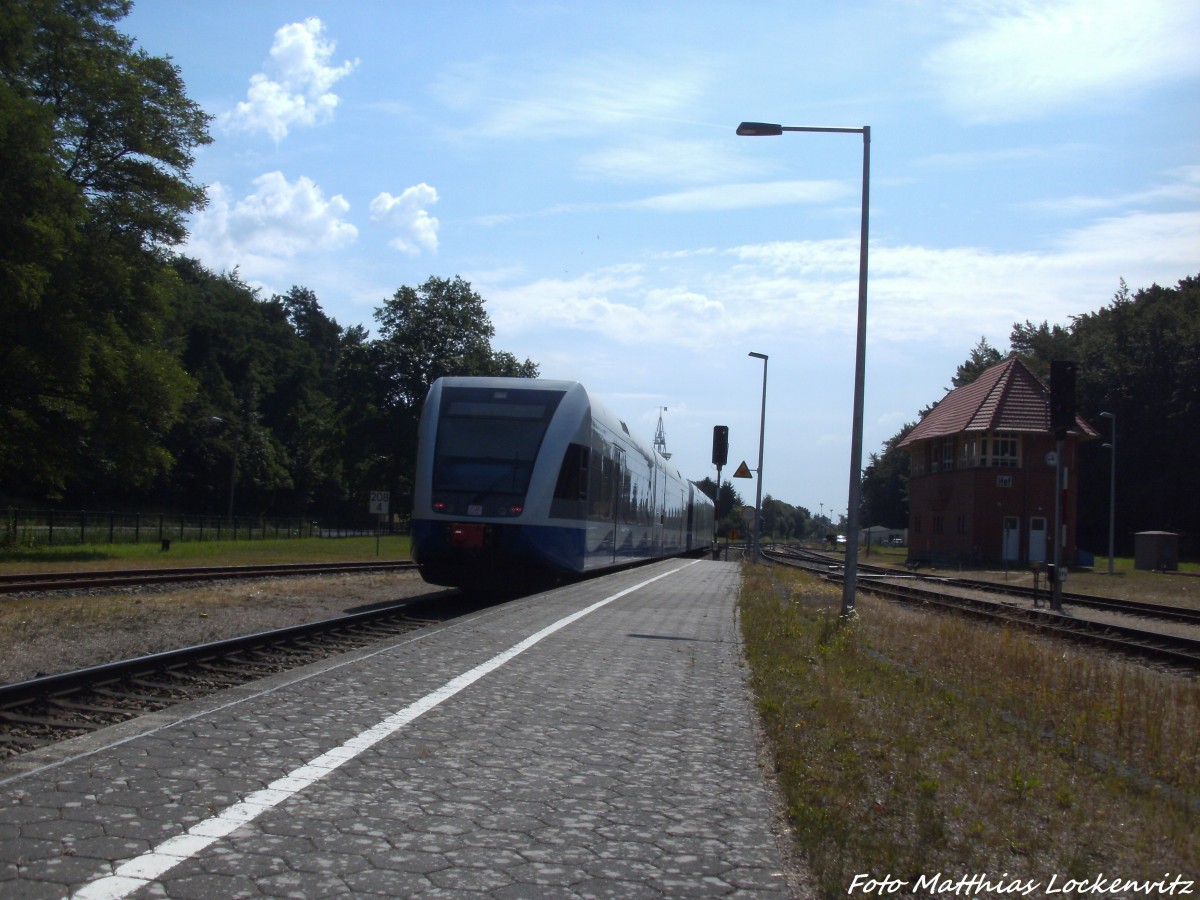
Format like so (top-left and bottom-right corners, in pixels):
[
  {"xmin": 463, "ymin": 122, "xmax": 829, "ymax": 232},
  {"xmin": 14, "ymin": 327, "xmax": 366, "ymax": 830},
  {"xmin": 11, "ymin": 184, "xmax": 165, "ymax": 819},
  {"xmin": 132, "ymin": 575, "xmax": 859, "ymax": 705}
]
[
  {"xmin": 1050, "ymin": 360, "xmax": 1077, "ymax": 438},
  {"xmin": 711, "ymin": 425, "xmax": 728, "ymax": 467},
  {"xmin": 712, "ymin": 425, "xmax": 729, "ymax": 557}
]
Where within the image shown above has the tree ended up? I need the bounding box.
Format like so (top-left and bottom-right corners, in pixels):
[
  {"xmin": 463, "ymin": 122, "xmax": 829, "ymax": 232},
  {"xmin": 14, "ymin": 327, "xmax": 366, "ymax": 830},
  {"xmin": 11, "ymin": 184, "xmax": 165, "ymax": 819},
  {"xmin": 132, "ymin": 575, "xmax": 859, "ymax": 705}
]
[
  {"xmin": 860, "ymin": 424, "xmax": 915, "ymax": 529},
  {"xmin": 0, "ymin": 0, "xmax": 211, "ymax": 500},
  {"xmin": 696, "ymin": 478, "xmax": 746, "ymax": 538},
  {"xmin": 952, "ymin": 336, "xmax": 1004, "ymax": 388},
  {"xmin": 369, "ymin": 276, "xmax": 539, "ymax": 508},
  {"xmin": 373, "ymin": 276, "xmax": 537, "ymax": 411},
  {"xmin": 1009, "ymin": 320, "xmax": 1073, "ymax": 381},
  {"xmin": 20, "ymin": 0, "xmax": 211, "ymax": 247},
  {"xmin": 1069, "ymin": 276, "xmax": 1200, "ymax": 549}
]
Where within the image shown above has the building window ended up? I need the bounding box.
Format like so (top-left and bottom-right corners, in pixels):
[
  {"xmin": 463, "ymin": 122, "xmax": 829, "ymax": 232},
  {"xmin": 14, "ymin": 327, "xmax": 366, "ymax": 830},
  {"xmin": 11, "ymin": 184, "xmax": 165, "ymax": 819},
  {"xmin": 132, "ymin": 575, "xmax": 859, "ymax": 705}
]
[
  {"xmin": 957, "ymin": 515, "xmax": 966, "ymax": 535},
  {"xmin": 933, "ymin": 516, "xmax": 944, "ymax": 535},
  {"xmin": 914, "ymin": 515, "xmax": 922, "ymax": 534},
  {"xmin": 960, "ymin": 438, "xmax": 974, "ymax": 467},
  {"xmin": 988, "ymin": 433, "xmax": 1020, "ymax": 468},
  {"xmin": 931, "ymin": 439, "xmax": 957, "ymax": 472},
  {"xmin": 912, "ymin": 446, "xmax": 926, "ymax": 476}
]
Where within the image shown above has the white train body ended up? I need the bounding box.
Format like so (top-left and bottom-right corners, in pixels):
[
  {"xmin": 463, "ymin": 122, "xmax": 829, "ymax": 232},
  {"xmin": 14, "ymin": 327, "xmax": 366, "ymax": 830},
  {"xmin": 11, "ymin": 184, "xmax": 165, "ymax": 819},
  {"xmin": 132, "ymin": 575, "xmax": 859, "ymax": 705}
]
[{"xmin": 411, "ymin": 377, "xmax": 714, "ymax": 589}]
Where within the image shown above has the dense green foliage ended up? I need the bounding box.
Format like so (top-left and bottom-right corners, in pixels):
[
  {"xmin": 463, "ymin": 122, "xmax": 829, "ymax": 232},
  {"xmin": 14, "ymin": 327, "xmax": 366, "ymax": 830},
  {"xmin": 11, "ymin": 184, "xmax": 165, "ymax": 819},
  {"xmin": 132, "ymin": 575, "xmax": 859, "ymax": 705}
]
[
  {"xmin": 861, "ymin": 276, "xmax": 1200, "ymax": 553},
  {"xmin": 1, "ymin": 0, "xmax": 210, "ymax": 498},
  {"xmin": 0, "ymin": 1, "xmax": 536, "ymax": 518}
]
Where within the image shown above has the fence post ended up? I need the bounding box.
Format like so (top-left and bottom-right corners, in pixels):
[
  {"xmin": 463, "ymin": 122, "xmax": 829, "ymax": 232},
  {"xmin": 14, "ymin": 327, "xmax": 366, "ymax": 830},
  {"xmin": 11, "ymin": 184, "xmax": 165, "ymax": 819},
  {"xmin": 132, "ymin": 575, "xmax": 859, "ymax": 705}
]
[
  {"xmin": 80, "ymin": 510, "xmax": 85, "ymax": 545},
  {"xmin": 109, "ymin": 512, "xmax": 115, "ymax": 544},
  {"xmin": 135, "ymin": 513, "xmax": 140, "ymax": 544}
]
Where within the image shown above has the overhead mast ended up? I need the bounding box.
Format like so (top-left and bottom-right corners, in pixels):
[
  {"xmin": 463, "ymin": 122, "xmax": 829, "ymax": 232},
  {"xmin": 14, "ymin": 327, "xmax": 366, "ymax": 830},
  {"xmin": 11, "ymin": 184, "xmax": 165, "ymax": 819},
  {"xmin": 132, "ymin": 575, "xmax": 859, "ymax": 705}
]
[{"xmin": 653, "ymin": 407, "xmax": 671, "ymax": 460}]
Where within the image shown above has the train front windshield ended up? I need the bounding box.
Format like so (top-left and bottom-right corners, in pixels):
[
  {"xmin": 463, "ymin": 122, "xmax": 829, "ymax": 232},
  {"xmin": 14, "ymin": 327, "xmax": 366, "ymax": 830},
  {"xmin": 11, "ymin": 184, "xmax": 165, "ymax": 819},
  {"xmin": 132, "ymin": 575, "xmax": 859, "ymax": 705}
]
[{"xmin": 432, "ymin": 386, "xmax": 565, "ymax": 514}]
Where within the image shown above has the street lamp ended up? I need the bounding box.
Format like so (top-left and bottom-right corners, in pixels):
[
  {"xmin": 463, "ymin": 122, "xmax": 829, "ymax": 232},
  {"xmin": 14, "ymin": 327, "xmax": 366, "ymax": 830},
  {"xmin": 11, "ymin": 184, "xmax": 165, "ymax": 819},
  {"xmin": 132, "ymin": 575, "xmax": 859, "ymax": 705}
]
[
  {"xmin": 749, "ymin": 351, "xmax": 768, "ymax": 562},
  {"xmin": 737, "ymin": 121, "xmax": 870, "ymax": 617},
  {"xmin": 1100, "ymin": 411, "xmax": 1116, "ymax": 575}
]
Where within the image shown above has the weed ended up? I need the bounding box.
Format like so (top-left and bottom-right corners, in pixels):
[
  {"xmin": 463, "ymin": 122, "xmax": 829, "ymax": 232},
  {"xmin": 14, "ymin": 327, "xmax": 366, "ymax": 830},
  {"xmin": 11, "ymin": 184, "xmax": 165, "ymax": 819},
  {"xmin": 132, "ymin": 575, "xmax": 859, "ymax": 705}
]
[{"xmin": 739, "ymin": 563, "xmax": 1200, "ymax": 897}]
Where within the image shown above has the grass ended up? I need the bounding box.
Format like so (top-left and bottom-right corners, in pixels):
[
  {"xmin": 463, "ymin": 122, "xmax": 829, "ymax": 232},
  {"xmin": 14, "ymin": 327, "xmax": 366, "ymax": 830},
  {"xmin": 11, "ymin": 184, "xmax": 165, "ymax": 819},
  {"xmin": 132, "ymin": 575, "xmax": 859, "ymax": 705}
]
[
  {"xmin": 0, "ymin": 535, "xmax": 412, "ymax": 574},
  {"xmin": 739, "ymin": 563, "xmax": 1200, "ymax": 898}
]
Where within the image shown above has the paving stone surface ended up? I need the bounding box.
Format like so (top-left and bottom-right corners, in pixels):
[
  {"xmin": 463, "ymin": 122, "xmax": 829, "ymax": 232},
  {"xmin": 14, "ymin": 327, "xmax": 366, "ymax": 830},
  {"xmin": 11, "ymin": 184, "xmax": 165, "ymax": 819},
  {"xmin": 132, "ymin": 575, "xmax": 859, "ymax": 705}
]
[{"xmin": 1, "ymin": 559, "xmax": 798, "ymax": 897}]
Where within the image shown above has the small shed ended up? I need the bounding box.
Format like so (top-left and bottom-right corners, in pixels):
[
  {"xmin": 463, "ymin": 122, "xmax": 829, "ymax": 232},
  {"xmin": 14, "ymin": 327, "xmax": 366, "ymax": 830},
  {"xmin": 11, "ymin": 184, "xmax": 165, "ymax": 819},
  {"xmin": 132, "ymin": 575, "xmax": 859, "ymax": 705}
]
[{"xmin": 1134, "ymin": 531, "xmax": 1179, "ymax": 571}]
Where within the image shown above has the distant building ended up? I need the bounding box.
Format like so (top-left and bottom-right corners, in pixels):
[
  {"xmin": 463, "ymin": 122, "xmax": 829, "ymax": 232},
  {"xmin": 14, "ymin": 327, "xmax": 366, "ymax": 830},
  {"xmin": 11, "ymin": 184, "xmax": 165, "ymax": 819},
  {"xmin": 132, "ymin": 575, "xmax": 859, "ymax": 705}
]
[{"xmin": 898, "ymin": 358, "xmax": 1098, "ymax": 566}]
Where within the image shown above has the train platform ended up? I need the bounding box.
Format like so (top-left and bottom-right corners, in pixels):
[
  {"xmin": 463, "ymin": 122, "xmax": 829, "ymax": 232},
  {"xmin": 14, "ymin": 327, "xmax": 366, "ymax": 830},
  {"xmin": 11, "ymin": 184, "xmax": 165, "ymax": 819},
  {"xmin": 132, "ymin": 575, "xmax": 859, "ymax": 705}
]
[{"xmin": 1, "ymin": 559, "xmax": 801, "ymax": 898}]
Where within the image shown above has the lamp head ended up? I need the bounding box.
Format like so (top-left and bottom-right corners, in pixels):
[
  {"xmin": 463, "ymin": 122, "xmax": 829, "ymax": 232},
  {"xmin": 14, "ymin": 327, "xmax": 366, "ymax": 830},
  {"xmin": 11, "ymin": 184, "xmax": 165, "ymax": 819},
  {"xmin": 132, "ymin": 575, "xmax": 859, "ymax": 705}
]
[{"xmin": 737, "ymin": 122, "xmax": 783, "ymax": 136}]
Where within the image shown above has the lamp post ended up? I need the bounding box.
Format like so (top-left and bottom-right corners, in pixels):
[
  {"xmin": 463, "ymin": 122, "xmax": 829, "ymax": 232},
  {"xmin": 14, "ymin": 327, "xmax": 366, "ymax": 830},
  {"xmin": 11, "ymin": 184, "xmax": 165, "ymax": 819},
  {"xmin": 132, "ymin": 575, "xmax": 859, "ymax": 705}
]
[
  {"xmin": 1100, "ymin": 411, "xmax": 1116, "ymax": 575},
  {"xmin": 737, "ymin": 121, "xmax": 870, "ymax": 617},
  {"xmin": 749, "ymin": 351, "xmax": 768, "ymax": 562},
  {"xmin": 210, "ymin": 416, "xmax": 240, "ymax": 531}
]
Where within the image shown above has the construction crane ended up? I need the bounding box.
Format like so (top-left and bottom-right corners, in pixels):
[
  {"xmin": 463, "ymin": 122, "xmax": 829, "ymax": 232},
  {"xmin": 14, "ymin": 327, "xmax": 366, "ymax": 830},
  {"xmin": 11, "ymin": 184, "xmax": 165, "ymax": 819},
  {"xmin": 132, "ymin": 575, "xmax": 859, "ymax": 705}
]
[{"xmin": 653, "ymin": 407, "xmax": 671, "ymax": 460}]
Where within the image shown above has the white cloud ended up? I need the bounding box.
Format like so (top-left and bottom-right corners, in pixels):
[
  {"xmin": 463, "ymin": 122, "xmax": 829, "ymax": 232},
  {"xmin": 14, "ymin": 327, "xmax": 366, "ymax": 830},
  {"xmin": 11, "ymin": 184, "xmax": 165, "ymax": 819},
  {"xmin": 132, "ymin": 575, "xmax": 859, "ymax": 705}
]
[
  {"xmin": 434, "ymin": 54, "xmax": 706, "ymax": 140},
  {"xmin": 223, "ymin": 18, "xmax": 358, "ymax": 140},
  {"xmin": 1025, "ymin": 165, "xmax": 1200, "ymax": 215},
  {"xmin": 188, "ymin": 172, "xmax": 357, "ymax": 270},
  {"xmin": 578, "ymin": 138, "xmax": 767, "ymax": 185},
  {"xmin": 480, "ymin": 207, "xmax": 1199, "ymax": 356},
  {"xmin": 369, "ymin": 184, "xmax": 440, "ymax": 254},
  {"xmin": 926, "ymin": 0, "xmax": 1200, "ymax": 123},
  {"xmin": 469, "ymin": 180, "xmax": 851, "ymax": 228},
  {"xmin": 632, "ymin": 180, "xmax": 849, "ymax": 213}
]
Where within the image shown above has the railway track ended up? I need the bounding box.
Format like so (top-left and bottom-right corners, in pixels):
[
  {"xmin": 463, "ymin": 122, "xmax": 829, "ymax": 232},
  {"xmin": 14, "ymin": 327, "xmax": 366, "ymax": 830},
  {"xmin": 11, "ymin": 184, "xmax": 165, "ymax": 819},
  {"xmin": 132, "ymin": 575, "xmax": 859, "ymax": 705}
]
[
  {"xmin": 763, "ymin": 546, "xmax": 1200, "ymax": 672},
  {"xmin": 0, "ymin": 589, "xmax": 484, "ymax": 760},
  {"xmin": 0, "ymin": 560, "xmax": 417, "ymax": 595}
]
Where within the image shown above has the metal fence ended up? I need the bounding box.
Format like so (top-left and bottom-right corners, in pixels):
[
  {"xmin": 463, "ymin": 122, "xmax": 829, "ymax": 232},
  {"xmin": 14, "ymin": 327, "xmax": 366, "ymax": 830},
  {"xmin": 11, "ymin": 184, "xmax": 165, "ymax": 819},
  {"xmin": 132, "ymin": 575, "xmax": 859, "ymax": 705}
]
[{"xmin": 2, "ymin": 509, "xmax": 318, "ymax": 548}]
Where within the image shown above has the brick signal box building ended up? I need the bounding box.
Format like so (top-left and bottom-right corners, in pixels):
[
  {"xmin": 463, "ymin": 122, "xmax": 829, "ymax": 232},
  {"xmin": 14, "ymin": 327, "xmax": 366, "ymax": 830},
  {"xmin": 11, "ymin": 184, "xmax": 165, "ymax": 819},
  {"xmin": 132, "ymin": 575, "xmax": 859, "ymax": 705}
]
[{"xmin": 898, "ymin": 358, "xmax": 1098, "ymax": 567}]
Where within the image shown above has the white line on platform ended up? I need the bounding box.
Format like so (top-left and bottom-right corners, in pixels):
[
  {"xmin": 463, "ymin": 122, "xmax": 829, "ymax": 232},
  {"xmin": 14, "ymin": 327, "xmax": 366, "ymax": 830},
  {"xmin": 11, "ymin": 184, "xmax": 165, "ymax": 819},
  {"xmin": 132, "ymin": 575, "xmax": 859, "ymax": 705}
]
[{"xmin": 72, "ymin": 561, "xmax": 697, "ymax": 900}]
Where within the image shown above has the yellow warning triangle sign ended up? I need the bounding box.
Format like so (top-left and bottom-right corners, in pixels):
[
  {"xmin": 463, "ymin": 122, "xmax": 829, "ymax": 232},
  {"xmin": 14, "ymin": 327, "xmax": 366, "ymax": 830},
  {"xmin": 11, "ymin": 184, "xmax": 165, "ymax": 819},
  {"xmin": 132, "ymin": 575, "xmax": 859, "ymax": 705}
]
[{"xmin": 732, "ymin": 460, "xmax": 753, "ymax": 478}]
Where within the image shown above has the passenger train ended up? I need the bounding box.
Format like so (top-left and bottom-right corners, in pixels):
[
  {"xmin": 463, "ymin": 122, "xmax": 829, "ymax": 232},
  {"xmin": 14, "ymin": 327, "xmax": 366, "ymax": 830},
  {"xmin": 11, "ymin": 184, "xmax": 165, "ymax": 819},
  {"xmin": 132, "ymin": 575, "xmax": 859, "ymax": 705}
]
[{"xmin": 411, "ymin": 377, "xmax": 715, "ymax": 590}]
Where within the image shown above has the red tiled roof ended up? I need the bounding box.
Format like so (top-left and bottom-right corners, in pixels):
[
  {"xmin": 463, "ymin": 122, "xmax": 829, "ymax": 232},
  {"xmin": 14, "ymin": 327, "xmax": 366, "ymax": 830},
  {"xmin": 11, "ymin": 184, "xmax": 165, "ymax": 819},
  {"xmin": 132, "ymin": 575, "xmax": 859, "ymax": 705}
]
[{"xmin": 898, "ymin": 357, "xmax": 1099, "ymax": 446}]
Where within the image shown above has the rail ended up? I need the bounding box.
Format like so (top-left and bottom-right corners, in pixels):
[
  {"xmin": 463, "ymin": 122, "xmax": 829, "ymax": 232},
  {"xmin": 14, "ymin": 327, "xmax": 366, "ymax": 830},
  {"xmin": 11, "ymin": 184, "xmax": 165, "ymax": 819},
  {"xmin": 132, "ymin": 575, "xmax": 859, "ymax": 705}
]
[
  {"xmin": 761, "ymin": 546, "xmax": 1200, "ymax": 673},
  {"xmin": 0, "ymin": 588, "xmax": 483, "ymax": 759},
  {"xmin": 0, "ymin": 560, "xmax": 417, "ymax": 595}
]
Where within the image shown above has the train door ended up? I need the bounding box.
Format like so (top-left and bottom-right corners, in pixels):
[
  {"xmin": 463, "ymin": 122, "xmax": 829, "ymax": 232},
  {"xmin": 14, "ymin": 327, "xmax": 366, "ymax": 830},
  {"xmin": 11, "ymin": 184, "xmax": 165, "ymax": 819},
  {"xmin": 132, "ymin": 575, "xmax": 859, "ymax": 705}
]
[
  {"xmin": 610, "ymin": 446, "xmax": 625, "ymax": 562},
  {"xmin": 1028, "ymin": 517, "xmax": 1047, "ymax": 563},
  {"xmin": 648, "ymin": 458, "xmax": 661, "ymax": 555},
  {"xmin": 1001, "ymin": 516, "xmax": 1020, "ymax": 562},
  {"xmin": 691, "ymin": 487, "xmax": 700, "ymax": 549}
]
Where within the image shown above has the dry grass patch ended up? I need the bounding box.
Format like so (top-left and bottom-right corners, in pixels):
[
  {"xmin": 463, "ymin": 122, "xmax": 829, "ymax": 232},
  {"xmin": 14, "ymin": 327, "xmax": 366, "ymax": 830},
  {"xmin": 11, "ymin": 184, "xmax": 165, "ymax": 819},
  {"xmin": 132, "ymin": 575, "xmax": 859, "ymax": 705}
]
[
  {"xmin": 0, "ymin": 572, "xmax": 439, "ymax": 684},
  {"xmin": 740, "ymin": 563, "xmax": 1199, "ymax": 898}
]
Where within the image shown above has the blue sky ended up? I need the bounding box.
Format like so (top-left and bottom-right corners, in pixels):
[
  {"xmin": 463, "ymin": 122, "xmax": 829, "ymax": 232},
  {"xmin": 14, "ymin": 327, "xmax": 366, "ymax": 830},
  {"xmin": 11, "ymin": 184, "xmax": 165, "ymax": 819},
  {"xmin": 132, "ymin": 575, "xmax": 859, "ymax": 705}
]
[{"xmin": 125, "ymin": 1, "xmax": 1199, "ymax": 520}]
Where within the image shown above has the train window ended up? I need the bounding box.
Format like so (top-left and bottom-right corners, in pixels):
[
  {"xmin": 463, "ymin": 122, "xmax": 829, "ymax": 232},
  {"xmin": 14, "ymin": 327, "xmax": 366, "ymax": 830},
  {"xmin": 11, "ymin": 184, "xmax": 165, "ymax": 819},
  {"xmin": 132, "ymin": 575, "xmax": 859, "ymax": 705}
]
[
  {"xmin": 553, "ymin": 443, "xmax": 589, "ymax": 501},
  {"xmin": 433, "ymin": 387, "xmax": 564, "ymax": 499}
]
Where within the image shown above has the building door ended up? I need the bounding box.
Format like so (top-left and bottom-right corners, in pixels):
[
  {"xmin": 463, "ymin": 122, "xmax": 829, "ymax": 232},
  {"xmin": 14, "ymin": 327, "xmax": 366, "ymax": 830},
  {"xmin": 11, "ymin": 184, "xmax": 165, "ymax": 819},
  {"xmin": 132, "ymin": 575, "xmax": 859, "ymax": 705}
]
[
  {"xmin": 1029, "ymin": 517, "xmax": 1047, "ymax": 563},
  {"xmin": 1002, "ymin": 517, "xmax": 1020, "ymax": 561}
]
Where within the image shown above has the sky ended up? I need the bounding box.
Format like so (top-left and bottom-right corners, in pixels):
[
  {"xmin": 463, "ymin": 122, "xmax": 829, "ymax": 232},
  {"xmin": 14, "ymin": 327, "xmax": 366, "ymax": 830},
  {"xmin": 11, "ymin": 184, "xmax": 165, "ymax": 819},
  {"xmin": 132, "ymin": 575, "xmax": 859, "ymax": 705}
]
[{"xmin": 124, "ymin": 0, "xmax": 1200, "ymax": 522}]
